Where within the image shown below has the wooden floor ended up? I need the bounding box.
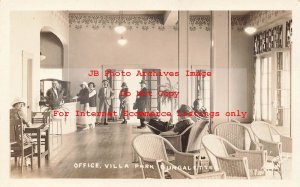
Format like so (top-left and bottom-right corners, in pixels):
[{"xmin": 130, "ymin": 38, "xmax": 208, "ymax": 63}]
[
  {"xmin": 11, "ymin": 122, "xmax": 151, "ymax": 178},
  {"xmin": 10, "ymin": 122, "xmax": 292, "ymax": 179}
]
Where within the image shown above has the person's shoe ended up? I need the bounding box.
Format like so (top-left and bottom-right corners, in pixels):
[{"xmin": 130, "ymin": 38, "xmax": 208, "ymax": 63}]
[
  {"xmin": 137, "ymin": 125, "xmax": 145, "ymax": 129},
  {"xmin": 121, "ymin": 120, "xmax": 127, "ymax": 124},
  {"xmin": 103, "ymin": 122, "xmax": 108, "ymax": 125}
]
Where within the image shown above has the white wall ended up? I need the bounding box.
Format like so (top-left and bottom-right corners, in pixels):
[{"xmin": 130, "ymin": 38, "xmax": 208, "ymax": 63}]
[
  {"xmin": 10, "ymin": 11, "xmax": 69, "ymax": 111},
  {"xmin": 230, "ymin": 29, "xmax": 254, "ymax": 122}
]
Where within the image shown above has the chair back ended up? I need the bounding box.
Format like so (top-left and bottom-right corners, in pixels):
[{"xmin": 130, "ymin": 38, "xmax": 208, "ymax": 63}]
[
  {"xmin": 214, "ymin": 122, "xmax": 253, "ymax": 151},
  {"xmin": 132, "ymin": 134, "xmax": 170, "ymax": 178},
  {"xmin": 251, "ymin": 121, "xmax": 273, "ymax": 142},
  {"xmin": 186, "ymin": 118, "xmax": 209, "ymax": 152},
  {"xmin": 133, "ymin": 134, "xmax": 169, "ymax": 161},
  {"xmin": 32, "ymin": 112, "xmax": 50, "ymax": 124},
  {"xmin": 202, "ymin": 134, "xmax": 229, "ymax": 171},
  {"xmin": 202, "ymin": 135, "xmax": 250, "ymax": 179}
]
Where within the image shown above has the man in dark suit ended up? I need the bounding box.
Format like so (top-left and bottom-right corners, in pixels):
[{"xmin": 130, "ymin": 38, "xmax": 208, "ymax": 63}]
[
  {"xmin": 98, "ymin": 79, "xmax": 114, "ymax": 125},
  {"xmin": 46, "ymin": 81, "xmax": 62, "ymax": 109},
  {"xmin": 136, "ymin": 80, "xmax": 150, "ymax": 129}
]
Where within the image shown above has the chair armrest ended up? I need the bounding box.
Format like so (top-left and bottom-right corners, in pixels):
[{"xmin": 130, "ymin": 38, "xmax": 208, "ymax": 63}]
[
  {"xmin": 146, "ymin": 124, "xmax": 162, "ymax": 135},
  {"xmin": 280, "ymin": 135, "xmax": 292, "ymax": 153},
  {"xmin": 142, "ymin": 157, "xmax": 163, "ymax": 163},
  {"xmin": 162, "ymin": 161, "xmax": 195, "ymax": 179},
  {"xmin": 259, "ymin": 139, "xmax": 282, "ymax": 157},
  {"xmin": 173, "ymin": 151, "xmax": 200, "ymax": 175},
  {"xmin": 178, "ymin": 124, "xmax": 194, "ymax": 135},
  {"xmin": 249, "ymin": 140, "xmax": 264, "ymax": 150},
  {"xmin": 234, "ymin": 150, "xmax": 267, "ymax": 170}
]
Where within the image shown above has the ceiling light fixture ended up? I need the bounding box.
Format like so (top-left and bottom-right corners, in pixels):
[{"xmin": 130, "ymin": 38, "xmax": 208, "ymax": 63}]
[
  {"xmin": 118, "ymin": 36, "xmax": 127, "ymax": 46},
  {"xmin": 114, "ymin": 11, "xmax": 126, "ymax": 34},
  {"xmin": 244, "ymin": 26, "xmax": 257, "ymax": 35}
]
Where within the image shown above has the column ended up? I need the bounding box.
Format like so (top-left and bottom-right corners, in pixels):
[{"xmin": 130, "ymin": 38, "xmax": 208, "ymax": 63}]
[
  {"xmin": 178, "ymin": 11, "xmax": 189, "ymax": 106},
  {"xmin": 211, "ymin": 11, "xmax": 231, "ymax": 125}
]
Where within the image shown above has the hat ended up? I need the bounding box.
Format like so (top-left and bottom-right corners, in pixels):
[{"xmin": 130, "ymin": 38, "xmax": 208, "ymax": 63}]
[
  {"xmin": 102, "ymin": 79, "xmax": 109, "ymax": 83},
  {"xmin": 121, "ymin": 82, "xmax": 127, "ymax": 87},
  {"xmin": 80, "ymin": 82, "xmax": 88, "ymax": 88},
  {"xmin": 11, "ymin": 97, "xmax": 26, "ymax": 107},
  {"xmin": 139, "ymin": 80, "xmax": 146, "ymax": 84}
]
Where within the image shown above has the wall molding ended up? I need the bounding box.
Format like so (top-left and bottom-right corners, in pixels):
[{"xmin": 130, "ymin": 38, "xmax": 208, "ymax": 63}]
[
  {"xmin": 69, "ymin": 14, "xmax": 210, "ymax": 32},
  {"xmin": 69, "ymin": 11, "xmax": 291, "ymax": 32}
]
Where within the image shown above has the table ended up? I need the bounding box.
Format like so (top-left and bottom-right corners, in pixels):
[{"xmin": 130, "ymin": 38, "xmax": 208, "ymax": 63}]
[{"xmin": 25, "ymin": 123, "xmax": 50, "ymax": 168}]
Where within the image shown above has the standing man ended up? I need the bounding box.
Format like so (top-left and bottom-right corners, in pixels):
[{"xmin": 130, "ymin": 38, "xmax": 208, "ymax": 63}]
[
  {"xmin": 98, "ymin": 79, "xmax": 114, "ymax": 125},
  {"xmin": 46, "ymin": 80, "xmax": 62, "ymax": 109},
  {"xmin": 136, "ymin": 80, "xmax": 149, "ymax": 129}
]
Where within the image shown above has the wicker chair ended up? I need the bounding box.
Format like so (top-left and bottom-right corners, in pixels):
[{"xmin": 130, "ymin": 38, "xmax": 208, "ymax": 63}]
[
  {"xmin": 185, "ymin": 118, "xmax": 209, "ymax": 153},
  {"xmin": 202, "ymin": 134, "xmax": 267, "ymax": 179},
  {"xmin": 160, "ymin": 124, "xmax": 193, "ymax": 152},
  {"xmin": 250, "ymin": 121, "xmax": 292, "ymax": 156},
  {"xmin": 162, "ymin": 161, "xmax": 226, "ymax": 179},
  {"xmin": 214, "ymin": 122, "xmax": 262, "ymax": 152},
  {"xmin": 10, "ymin": 116, "xmax": 34, "ymax": 173},
  {"xmin": 250, "ymin": 121, "xmax": 292, "ymax": 179},
  {"xmin": 159, "ymin": 118, "xmax": 209, "ymax": 152},
  {"xmin": 132, "ymin": 134, "xmax": 202, "ymax": 177}
]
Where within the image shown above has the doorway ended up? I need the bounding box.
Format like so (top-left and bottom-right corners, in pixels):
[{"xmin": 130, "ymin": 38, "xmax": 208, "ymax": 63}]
[
  {"xmin": 22, "ymin": 51, "xmax": 33, "ymax": 119},
  {"xmin": 123, "ymin": 69, "xmax": 142, "ymax": 123}
]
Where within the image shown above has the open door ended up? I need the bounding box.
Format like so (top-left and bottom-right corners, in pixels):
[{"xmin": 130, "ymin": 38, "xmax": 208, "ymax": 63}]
[{"xmin": 22, "ymin": 51, "xmax": 33, "ymax": 119}]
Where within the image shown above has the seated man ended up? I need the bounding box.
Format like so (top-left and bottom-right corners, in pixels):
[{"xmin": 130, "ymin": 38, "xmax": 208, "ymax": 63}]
[
  {"xmin": 160, "ymin": 104, "xmax": 194, "ymax": 136},
  {"xmin": 160, "ymin": 104, "xmax": 195, "ymax": 151},
  {"xmin": 148, "ymin": 109, "xmax": 174, "ymax": 134},
  {"xmin": 192, "ymin": 98, "xmax": 208, "ymax": 120}
]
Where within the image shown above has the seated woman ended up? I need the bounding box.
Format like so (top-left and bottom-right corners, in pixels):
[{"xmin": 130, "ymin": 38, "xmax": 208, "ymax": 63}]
[
  {"xmin": 10, "ymin": 97, "xmax": 33, "ymax": 166},
  {"xmin": 148, "ymin": 109, "xmax": 174, "ymax": 134}
]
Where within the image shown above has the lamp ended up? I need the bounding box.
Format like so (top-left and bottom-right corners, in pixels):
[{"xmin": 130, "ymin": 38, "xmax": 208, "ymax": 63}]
[
  {"xmin": 118, "ymin": 36, "xmax": 127, "ymax": 46},
  {"xmin": 40, "ymin": 52, "xmax": 46, "ymax": 61},
  {"xmin": 114, "ymin": 11, "xmax": 126, "ymax": 34},
  {"xmin": 244, "ymin": 26, "xmax": 257, "ymax": 35}
]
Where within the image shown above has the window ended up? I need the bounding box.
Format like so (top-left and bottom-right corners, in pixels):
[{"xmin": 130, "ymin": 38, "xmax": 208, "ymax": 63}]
[
  {"xmin": 195, "ymin": 69, "xmax": 210, "ymax": 112},
  {"xmin": 255, "ymin": 56, "xmax": 272, "ymax": 122},
  {"xmin": 261, "ymin": 57, "xmax": 272, "ymax": 122},
  {"xmin": 254, "ymin": 51, "xmax": 291, "ymax": 130},
  {"xmin": 142, "ymin": 69, "xmax": 161, "ymax": 112}
]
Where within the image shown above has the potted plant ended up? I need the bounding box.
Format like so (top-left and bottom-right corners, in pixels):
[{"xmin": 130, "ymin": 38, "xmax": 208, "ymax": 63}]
[{"xmin": 159, "ymin": 77, "xmax": 179, "ymax": 123}]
